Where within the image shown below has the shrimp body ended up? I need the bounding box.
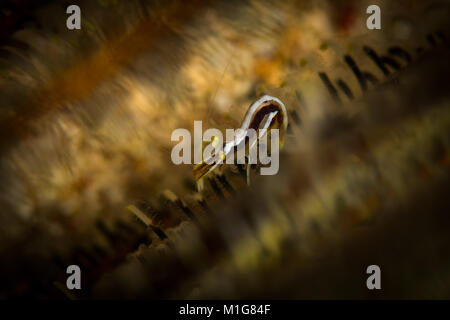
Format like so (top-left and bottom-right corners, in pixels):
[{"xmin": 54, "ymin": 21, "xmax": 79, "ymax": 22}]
[{"xmin": 193, "ymin": 95, "xmax": 288, "ymax": 186}]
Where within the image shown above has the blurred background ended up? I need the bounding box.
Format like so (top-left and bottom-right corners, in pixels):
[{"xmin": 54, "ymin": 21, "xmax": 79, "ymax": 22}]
[{"xmin": 0, "ymin": 0, "xmax": 449, "ymax": 299}]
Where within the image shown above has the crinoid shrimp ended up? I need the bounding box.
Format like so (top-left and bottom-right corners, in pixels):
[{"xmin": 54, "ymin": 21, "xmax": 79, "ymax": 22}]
[{"xmin": 193, "ymin": 95, "xmax": 288, "ymax": 190}]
